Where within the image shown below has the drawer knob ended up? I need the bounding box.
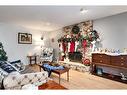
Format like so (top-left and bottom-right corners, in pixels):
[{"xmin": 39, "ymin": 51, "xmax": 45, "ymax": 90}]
[
  {"xmin": 100, "ymin": 60, "xmax": 102, "ymax": 62},
  {"xmin": 121, "ymin": 57, "xmax": 124, "ymax": 59},
  {"xmin": 121, "ymin": 63, "xmax": 124, "ymax": 66}
]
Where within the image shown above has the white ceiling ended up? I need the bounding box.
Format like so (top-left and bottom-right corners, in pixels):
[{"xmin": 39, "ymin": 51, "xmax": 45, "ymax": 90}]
[{"xmin": 0, "ymin": 6, "xmax": 127, "ymax": 31}]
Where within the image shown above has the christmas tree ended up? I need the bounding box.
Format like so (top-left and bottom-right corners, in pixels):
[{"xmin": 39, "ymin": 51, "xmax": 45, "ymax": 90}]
[{"xmin": 0, "ymin": 42, "xmax": 8, "ymax": 61}]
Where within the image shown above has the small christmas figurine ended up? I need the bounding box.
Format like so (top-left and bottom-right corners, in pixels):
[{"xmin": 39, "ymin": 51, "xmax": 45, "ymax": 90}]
[
  {"xmin": 91, "ymin": 40, "xmax": 100, "ymax": 52},
  {"xmin": 120, "ymin": 73, "xmax": 127, "ymax": 80},
  {"xmin": 124, "ymin": 48, "xmax": 127, "ymax": 53},
  {"xmin": 0, "ymin": 42, "xmax": 8, "ymax": 61},
  {"xmin": 91, "ymin": 40, "xmax": 96, "ymax": 52}
]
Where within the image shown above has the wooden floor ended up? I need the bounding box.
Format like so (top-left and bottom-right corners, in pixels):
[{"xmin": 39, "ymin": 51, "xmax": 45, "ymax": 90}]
[{"xmin": 30, "ymin": 64, "xmax": 127, "ymax": 89}]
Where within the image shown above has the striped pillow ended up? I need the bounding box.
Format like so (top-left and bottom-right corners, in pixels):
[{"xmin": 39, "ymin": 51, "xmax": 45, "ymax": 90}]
[
  {"xmin": 0, "ymin": 61, "xmax": 18, "ymax": 73},
  {"xmin": 10, "ymin": 60, "xmax": 25, "ymax": 72}
]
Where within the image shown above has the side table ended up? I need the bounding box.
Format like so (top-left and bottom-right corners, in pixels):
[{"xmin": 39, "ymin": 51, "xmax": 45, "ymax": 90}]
[{"xmin": 27, "ymin": 55, "xmax": 37, "ymax": 65}]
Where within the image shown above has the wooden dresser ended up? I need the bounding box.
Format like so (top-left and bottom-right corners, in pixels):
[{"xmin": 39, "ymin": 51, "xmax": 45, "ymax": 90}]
[{"xmin": 91, "ymin": 53, "xmax": 127, "ymax": 83}]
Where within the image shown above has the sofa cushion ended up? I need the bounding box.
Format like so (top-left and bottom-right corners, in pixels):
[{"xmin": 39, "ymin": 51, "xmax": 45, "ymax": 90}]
[{"xmin": 0, "ymin": 68, "xmax": 8, "ymax": 77}]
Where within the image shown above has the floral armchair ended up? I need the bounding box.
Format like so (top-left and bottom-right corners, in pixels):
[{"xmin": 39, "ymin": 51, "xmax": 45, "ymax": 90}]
[{"xmin": 40, "ymin": 48, "xmax": 53, "ymax": 63}]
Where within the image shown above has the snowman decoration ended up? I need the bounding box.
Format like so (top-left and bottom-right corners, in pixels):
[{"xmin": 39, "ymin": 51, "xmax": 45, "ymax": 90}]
[
  {"xmin": 90, "ymin": 30, "xmax": 100, "ymax": 52},
  {"xmin": 91, "ymin": 38, "xmax": 101, "ymax": 52},
  {"xmin": 91, "ymin": 40, "xmax": 97, "ymax": 52}
]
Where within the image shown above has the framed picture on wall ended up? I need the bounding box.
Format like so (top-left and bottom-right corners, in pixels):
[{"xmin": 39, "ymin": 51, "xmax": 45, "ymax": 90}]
[{"xmin": 18, "ymin": 33, "xmax": 32, "ymax": 44}]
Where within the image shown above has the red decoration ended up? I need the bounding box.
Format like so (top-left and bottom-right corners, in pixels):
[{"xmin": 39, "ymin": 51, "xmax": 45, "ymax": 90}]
[
  {"xmin": 70, "ymin": 42, "xmax": 75, "ymax": 53},
  {"xmin": 82, "ymin": 39, "xmax": 87, "ymax": 49},
  {"xmin": 83, "ymin": 59, "xmax": 90, "ymax": 65}
]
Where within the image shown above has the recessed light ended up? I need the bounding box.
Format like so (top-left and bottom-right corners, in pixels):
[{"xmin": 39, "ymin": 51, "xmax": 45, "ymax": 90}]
[
  {"xmin": 46, "ymin": 22, "xmax": 51, "ymax": 26},
  {"xmin": 80, "ymin": 8, "xmax": 88, "ymax": 14}
]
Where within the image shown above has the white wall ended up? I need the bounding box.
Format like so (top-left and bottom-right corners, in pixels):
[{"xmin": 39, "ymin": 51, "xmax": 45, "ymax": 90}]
[
  {"xmin": 0, "ymin": 23, "xmax": 50, "ymax": 65},
  {"xmin": 93, "ymin": 12, "xmax": 127, "ymax": 49},
  {"xmin": 48, "ymin": 28, "xmax": 64, "ymax": 59}
]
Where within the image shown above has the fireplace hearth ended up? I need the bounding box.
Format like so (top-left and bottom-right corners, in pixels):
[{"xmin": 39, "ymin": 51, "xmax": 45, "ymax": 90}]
[{"xmin": 68, "ymin": 52, "xmax": 82, "ymax": 63}]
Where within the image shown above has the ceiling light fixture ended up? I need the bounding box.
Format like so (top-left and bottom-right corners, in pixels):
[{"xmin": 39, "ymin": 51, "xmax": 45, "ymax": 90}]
[
  {"xmin": 46, "ymin": 22, "xmax": 51, "ymax": 26},
  {"xmin": 80, "ymin": 8, "xmax": 88, "ymax": 14}
]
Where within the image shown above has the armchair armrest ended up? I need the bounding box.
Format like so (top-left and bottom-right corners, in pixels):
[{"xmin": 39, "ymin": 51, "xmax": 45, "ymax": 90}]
[{"xmin": 3, "ymin": 71, "xmax": 48, "ymax": 89}]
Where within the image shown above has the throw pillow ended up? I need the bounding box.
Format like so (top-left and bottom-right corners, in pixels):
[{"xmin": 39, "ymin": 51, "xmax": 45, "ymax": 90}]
[
  {"xmin": 0, "ymin": 68, "xmax": 8, "ymax": 77},
  {"xmin": 10, "ymin": 60, "xmax": 25, "ymax": 72},
  {"xmin": 0, "ymin": 61, "xmax": 18, "ymax": 73}
]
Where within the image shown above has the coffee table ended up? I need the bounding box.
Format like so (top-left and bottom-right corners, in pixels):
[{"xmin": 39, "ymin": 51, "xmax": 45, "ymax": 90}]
[
  {"xmin": 52, "ymin": 67, "xmax": 70, "ymax": 84},
  {"xmin": 38, "ymin": 80, "xmax": 67, "ymax": 90},
  {"xmin": 39, "ymin": 64, "xmax": 70, "ymax": 84}
]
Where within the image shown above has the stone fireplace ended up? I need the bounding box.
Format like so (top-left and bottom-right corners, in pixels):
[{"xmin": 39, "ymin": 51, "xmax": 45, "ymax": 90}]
[
  {"xmin": 58, "ymin": 20, "xmax": 93, "ymax": 64},
  {"xmin": 58, "ymin": 20, "xmax": 99, "ymax": 65}
]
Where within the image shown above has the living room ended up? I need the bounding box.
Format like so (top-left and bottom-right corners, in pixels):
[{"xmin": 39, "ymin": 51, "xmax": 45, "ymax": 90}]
[{"xmin": 1, "ymin": 2, "xmax": 127, "ymax": 93}]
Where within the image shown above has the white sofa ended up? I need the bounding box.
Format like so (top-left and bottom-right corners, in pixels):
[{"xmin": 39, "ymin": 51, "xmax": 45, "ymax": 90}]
[
  {"xmin": 0, "ymin": 61, "xmax": 48, "ymax": 89},
  {"xmin": 3, "ymin": 71, "xmax": 48, "ymax": 89}
]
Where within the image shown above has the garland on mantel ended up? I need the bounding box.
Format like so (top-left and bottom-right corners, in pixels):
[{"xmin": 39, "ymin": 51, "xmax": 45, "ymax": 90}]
[{"xmin": 58, "ymin": 30, "xmax": 99, "ymax": 47}]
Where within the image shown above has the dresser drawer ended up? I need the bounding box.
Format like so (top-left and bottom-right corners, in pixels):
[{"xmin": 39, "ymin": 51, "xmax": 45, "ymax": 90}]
[
  {"xmin": 92, "ymin": 53, "xmax": 110, "ymax": 60},
  {"xmin": 110, "ymin": 56, "xmax": 121, "ymax": 66},
  {"xmin": 110, "ymin": 55, "xmax": 127, "ymax": 67},
  {"xmin": 92, "ymin": 53, "xmax": 105, "ymax": 59},
  {"xmin": 92, "ymin": 54, "xmax": 110, "ymax": 64},
  {"xmin": 93, "ymin": 59, "xmax": 110, "ymax": 64},
  {"xmin": 124, "ymin": 63, "xmax": 127, "ymax": 68},
  {"xmin": 120, "ymin": 55, "xmax": 127, "ymax": 61},
  {"xmin": 92, "ymin": 59, "xmax": 109, "ymax": 64},
  {"xmin": 120, "ymin": 55, "xmax": 127, "ymax": 67}
]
